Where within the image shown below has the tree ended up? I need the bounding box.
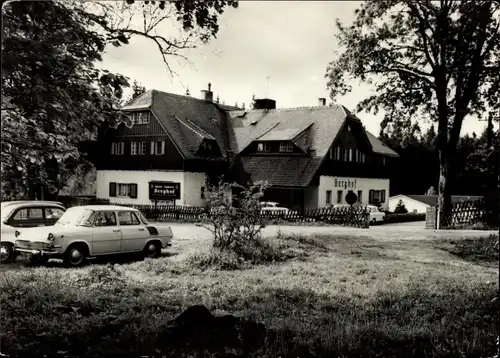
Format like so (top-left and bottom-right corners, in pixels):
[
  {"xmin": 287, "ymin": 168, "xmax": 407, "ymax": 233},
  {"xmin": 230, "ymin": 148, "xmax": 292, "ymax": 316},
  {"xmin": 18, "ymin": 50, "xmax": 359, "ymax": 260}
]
[
  {"xmin": 2, "ymin": 1, "xmax": 129, "ymax": 200},
  {"xmin": 394, "ymin": 199, "xmax": 408, "ymax": 214},
  {"xmin": 426, "ymin": 186, "xmax": 437, "ymax": 195},
  {"xmin": 2, "ymin": 0, "xmax": 239, "ymax": 199},
  {"xmin": 326, "ymin": 0, "xmax": 499, "ymax": 224}
]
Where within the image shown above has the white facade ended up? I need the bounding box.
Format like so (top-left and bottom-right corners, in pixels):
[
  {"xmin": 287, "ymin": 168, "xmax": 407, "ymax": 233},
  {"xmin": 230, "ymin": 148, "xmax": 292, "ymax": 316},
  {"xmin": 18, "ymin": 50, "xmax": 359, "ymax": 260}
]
[
  {"xmin": 316, "ymin": 176, "xmax": 390, "ymax": 210},
  {"xmin": 388, "ymin": 195, "xmax": 429, "ymax": 214},
  {"xmin": 96, "ymin": 170, "xmax": 207, "ymax": 206}
]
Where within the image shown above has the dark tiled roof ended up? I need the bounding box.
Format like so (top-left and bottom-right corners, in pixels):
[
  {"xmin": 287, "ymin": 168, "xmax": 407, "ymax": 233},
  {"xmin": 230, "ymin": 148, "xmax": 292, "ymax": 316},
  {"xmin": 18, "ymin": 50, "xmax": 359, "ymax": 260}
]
[
  {"xmin": 227, "ymin": 106, "xmax": 348, "ymax": 156},
  {"xmin": 406, "ymin": 195, "xmax": 484, "ymax": 206},
  {"xmin": 123, "ymin": 90, "xmax": 232, "ymax": 159},
  {"xmin": 365, "ymin": 132, "xmax": 400, "ymax": 157},
  {"xmin": 240, "ymin": 156, "xmax": 323, "ymax": 187}
]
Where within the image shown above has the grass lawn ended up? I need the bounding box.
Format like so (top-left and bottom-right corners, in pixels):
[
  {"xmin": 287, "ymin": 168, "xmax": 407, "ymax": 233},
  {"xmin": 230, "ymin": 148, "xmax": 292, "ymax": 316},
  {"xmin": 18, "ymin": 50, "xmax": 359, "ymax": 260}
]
[{"xmin": 1, "ymin": 231, "xmax": 498, "ymax": 357}]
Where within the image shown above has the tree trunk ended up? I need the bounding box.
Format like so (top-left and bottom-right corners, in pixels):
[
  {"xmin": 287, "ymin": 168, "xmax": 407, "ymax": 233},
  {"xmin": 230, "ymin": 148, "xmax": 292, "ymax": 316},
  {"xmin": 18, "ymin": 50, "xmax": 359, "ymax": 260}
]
[
  {"xmin": 42, "ymin": 156, "xmax": 60, "ymax": 201},
  {"xmin": 438, "ymin": 151, "xmax": 453, "ymax": 228}
]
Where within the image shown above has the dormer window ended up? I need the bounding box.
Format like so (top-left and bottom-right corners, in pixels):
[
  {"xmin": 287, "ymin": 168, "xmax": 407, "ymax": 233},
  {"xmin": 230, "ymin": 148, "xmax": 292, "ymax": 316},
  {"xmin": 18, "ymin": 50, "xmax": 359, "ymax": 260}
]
[
  {"xmin": 279, "ymin": 142, "xmax": 294, "ymax": 153},
  {"xmin": 130, "ymin": 111, "xmax": 150, "ymax": 125},
  {"xmin": 257, "ymin": 142, "xmax": 271, "ymax": 152},
  {"xmin": 201, "ymin": 141, "xmax": 213, "ymax": 150}
]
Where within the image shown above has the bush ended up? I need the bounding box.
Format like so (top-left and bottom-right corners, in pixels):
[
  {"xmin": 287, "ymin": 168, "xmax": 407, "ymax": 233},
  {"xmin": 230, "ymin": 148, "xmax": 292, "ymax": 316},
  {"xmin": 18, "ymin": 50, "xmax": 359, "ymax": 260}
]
[
  {"xmin": 199, "ymin": 180, "xmax": 269, "ymax": 255},
  {"xmin": 384, "ymin": 212, "xmax": 426, "ymax": 223},
  {"xmin": 394, "ymin": 199, "xmax": 408, "ymax": 214},
  {"xmin": 446, "ymin": 234, "xmax": 499, "ymax": 263}
]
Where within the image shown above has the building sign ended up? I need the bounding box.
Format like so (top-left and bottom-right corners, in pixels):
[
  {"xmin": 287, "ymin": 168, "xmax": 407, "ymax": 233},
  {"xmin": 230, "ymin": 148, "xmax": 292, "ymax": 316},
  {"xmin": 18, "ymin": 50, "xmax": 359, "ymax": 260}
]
[
  {"xmin": 334, "ymin": 177, "xmax": 357, "ymax": 190},
  {"xmin": 149, "ymin": 181, "xmax": 180, "ymax": 200}
]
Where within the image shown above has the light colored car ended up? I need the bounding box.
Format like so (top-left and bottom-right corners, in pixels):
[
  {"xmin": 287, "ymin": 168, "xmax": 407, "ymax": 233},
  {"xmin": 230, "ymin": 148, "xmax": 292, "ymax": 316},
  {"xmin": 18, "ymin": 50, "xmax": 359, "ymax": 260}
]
[
  {"xmin": 367, "ymin": 205, "xmax": 386, "ymax": 224},
  {"xmin": 1, "ymin": 201, "xmax": 66, "ymax": 264},
  {"xmin": 13, "ymin": 205, "xmax": 173, "ymax": 267},
  {"xmin": 260, "ymin": 201, "xmax": 290, "ymax": 215}
]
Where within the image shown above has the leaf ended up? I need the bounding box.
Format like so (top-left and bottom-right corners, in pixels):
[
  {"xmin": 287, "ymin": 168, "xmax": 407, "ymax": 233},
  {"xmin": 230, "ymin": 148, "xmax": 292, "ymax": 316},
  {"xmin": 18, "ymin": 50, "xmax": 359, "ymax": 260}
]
[{"xmin": 111, "ymin": 40, "xmax": 121, "ymax": 47}]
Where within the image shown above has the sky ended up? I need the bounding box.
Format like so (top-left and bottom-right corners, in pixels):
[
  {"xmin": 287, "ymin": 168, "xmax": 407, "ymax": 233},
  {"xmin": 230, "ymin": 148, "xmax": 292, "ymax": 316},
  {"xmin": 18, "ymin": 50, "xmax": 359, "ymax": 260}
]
[{"xmin": 99, "ymin": 1, "xmax": 490, "ymax": 137}]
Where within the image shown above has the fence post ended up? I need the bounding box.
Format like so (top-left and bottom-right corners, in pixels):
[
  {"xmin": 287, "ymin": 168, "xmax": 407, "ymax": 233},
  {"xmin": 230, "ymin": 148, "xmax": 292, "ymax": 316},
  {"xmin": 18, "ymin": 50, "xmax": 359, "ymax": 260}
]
[{"xmin": 425, "ymin": 206, "xmax": 437, "ymax": 230}]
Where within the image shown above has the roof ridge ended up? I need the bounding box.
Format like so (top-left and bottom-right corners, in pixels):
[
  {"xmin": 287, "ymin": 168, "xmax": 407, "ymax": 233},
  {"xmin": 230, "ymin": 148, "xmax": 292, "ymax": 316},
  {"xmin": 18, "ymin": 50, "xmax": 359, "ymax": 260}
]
[
  {"xmin": 152, "ymin": 89, "xmax": 241, "ymax": 111},
  {"xmin": 231, "ymin": 105, "xmax": 344, "ymax": 113}
]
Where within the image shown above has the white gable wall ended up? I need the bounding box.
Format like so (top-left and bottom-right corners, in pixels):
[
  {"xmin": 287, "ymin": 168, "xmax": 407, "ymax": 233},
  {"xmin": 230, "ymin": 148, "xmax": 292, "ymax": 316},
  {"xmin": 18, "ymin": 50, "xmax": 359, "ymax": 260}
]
[{"xmin": 388, "ymin": 195, "xmax": 429, "ymax": 214}]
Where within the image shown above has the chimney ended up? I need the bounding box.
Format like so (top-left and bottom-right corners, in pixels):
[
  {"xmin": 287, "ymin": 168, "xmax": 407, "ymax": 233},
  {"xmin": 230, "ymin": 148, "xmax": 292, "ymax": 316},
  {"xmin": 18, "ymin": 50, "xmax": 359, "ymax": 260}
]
[
  {"xmin": 318, "ymin": 97, "xmax": 326, "ymax": 107},
  {"xmin": 201, "ymin": 82, "xmax": 213, "ymax": 102},
  {"xmin": 253, "ymin": 98, "xmax": 276, "ymax": 110}
]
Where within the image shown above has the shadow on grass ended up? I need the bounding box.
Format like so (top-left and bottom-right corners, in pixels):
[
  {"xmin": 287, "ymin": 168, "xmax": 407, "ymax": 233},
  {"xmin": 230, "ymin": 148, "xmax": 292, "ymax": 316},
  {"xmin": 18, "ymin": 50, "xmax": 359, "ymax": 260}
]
[
  {"xmin": 1, "ymin": 272, "xmax": 497, "ymax": 358},
  {"xmin": 434, "ymin": 234, "xmax": 499, "ymax": 266}
]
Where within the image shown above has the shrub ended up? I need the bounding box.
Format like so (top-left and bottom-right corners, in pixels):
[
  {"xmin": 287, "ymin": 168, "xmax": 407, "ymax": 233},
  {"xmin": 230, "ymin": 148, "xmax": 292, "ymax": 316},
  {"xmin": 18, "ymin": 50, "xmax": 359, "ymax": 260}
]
[
  {"xmin": 384, "ymin": 212, "xmax": 426, "ymax": 223},
  {"xmin": 446, "ymin": 234, "xmax": 499, "ymax": 263},
  {"xmin": 199, "ymin": 180, "xmax": 269, "ymax": 255},
  {"xmin": 394, "ymin": 199, "xmax": 408, "ymax": 214}
]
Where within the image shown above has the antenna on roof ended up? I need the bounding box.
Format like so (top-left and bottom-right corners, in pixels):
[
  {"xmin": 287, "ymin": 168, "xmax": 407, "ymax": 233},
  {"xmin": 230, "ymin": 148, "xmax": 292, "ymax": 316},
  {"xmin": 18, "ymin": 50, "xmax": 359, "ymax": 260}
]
[
  {"xmin": 264, "ymin": 76, "xmax": 270, "ymax": 98},
  {"xmin": 185, "ymin": 87, "xmax": 190, "ymax": 96}
]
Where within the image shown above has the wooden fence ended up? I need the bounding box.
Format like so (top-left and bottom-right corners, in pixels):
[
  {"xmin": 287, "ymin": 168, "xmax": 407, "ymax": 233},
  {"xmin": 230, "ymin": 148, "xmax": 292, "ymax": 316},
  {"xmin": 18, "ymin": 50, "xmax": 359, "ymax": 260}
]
[
  {"xmin": 114, "ymin": 204, "xmax": 370, "ymax": 229},
  {"xmin": 437, "ymin": 199, "xmax": 499, "ymax": 229}
]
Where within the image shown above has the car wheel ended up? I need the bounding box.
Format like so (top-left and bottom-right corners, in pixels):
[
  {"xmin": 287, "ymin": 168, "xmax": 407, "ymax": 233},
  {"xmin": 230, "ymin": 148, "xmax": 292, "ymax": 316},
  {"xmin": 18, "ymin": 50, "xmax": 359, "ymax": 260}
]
[
  {"xmin": 371, "ymin": 218, "xmax": 377, "ymax": 224},
  {"xmin": 144, "ymin": 241, "xmax": 161, "ymax": 259},
  {"xmin": 0, "ymin": 243, "xmax": 14, "ymax": 264},
  {"xmin": 63, "ymin": 245, "xmax": 87, "ymax": 267}
]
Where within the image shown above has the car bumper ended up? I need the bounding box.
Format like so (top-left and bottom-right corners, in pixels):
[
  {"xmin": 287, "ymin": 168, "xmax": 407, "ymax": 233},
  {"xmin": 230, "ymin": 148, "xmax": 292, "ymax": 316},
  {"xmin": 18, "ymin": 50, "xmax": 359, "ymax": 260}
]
[
  {"xmin": 15, "ymin": 247, "xmax": 60, "ymax": 256},
  {"xmin": 14, "ymin": 240, "xmax": 62, "ymax": 256}
]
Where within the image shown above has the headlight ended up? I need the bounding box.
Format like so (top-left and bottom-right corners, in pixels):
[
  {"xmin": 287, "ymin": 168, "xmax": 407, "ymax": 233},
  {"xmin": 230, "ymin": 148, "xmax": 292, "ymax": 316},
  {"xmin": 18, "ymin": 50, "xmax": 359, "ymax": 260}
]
[{"xmin": 47, "ymin": 233, "xmax": 55, "ymax": 241}]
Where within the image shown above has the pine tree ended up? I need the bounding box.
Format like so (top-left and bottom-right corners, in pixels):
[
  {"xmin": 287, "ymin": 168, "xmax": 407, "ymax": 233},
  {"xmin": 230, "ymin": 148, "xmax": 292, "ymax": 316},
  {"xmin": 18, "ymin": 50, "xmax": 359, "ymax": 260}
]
[{"xmin": 394, "ymin": 199, "xmax": 408, "ymax": 214}]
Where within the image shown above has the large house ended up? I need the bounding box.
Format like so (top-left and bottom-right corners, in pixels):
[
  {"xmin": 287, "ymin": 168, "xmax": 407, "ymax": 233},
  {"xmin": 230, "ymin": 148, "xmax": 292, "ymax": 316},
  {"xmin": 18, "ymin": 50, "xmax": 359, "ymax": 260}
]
[{"xmin": 95, "ymin": 85, "xmax": 399, "ymax": 211}]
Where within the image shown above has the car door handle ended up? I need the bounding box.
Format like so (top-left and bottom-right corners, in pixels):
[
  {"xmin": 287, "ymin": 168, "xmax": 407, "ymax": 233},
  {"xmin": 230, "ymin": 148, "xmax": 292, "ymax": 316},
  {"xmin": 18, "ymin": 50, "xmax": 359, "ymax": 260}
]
[
  {"xmin": 113, "ymin": 229, "xmax": 121, "ymax": 232},
  {"xmin": 138, "ymin": 228, "xmax": 145, "ymax": 231}
]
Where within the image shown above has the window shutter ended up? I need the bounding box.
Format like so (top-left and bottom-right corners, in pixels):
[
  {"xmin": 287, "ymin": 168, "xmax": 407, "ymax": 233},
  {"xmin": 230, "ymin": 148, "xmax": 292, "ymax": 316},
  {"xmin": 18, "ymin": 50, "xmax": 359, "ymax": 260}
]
[
  {"xmin": 161, "ymin": 141, "xmax": 165, "ymax": 154},
  {"xmin": 109, "ymin": 182, "xmax": 117, "ymax": 197},
  {"xmin": 129, "ymin": 184, "xmax": 138, "ymax": 198},
  {"xmin": 150, "ymin": 141, "xmax": 155, "ymax": 155},
  {"xmin": 381, "ymin": 190, "xmax": 386, "ymax": 203},
  {"xmin": 111, "ymin": 142, "xmax": 115, "ymax": 155},
  {"xmin": 369, "ymin": 190, "xmax": 374, "ymax": 203}
]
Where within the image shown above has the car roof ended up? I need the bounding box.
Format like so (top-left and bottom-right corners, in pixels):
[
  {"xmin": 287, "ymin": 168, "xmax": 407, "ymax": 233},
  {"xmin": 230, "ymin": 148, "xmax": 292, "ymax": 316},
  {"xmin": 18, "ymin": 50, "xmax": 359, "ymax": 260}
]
[
  {"xmin": 0, "ymin": 200, "xmax": 65, "ymax": 209},
  {"xmin": 69, "ymin": 205, "xmax": 139, "ymax": 212}
]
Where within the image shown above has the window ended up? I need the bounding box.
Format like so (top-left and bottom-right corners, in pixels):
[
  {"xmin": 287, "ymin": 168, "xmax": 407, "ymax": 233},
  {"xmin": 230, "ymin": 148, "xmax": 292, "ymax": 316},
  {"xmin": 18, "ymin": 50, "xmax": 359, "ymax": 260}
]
[
  {"xmin": 279, "ymin": 142, "xmax": 294, "ymax": 152},
  {"xmin": 139, "ymin": 141, "xmax": 147, "ymax": 155},
  {"xmin": 349, "ymin": 148, "xmax": 353, "ymax": 162},
  {"xmin": 94, "ymin": 211, "xmax": 117, "ymax": 227},
  {"xmin": 150, "ymin": 141, "xmax": 165, "ymax": 155},
  {"xmin": 326, "ymin": 190, "xmax": 332, "ymax": 205},
  {"xmin": 117, "ymin": 183, "xmax": 130, "ymax": 197},
  {"xmin": 45, "ymin": 207, "xmax": 64, "ymax": 220},
  {"xmin": 347, "ymin": 125, "xmax": 351, "ymax": 131},
  {"xmin": 257, "ymin": 142, "xmax": 271, "ymax": 152},
  {"xmin": 201, "ymin": 141, "xmax": 213, "ymax": 150},
  {"xmin": 369, "ymin": 190, "xmax": 386, "ymax": 205},
  {"xmin": 201, "ymin": 187, "xmax": 205, "ymax": 199},
  {"xmin": 382, "ymin": 157, "xmax": 386, "ymax": 166},
  {"xmin": 111, "ymin": 142, "xmax": 124, "ymax": 155},
  {"xmin": 110, "ymin": 183, "xmax": 138, "ymax": 198},
  {"xmin": 118, "ymin": 211, "xmax": 140, "ymax": 226},
  {"xmin": 357, "ymin": 190, "xmax": 362, "ymax": 203},
  {"xmin": 343, "ymin": 148, "xmax": 349, "ymax": 161},
  {"xmin": 337, "ymin": 190, "xmax": 343, "ymax": 204},
  {"xmin": 130, "ymin": 112, "xmax": 150, "ymax": 125},
  {"xmin": 362, "ymin": 153, "xmax": 366, "ymax": 163},
  {"xmin": 335, "ymin": 147, "xmax": 341, "ymax": 160},
  {"xmin": 13, "ymin": 208, "xmax": 43, "ymax": 221},
  {"xmin": 131, "ymin": 142, "xmax": 138, "ymax": 155}
]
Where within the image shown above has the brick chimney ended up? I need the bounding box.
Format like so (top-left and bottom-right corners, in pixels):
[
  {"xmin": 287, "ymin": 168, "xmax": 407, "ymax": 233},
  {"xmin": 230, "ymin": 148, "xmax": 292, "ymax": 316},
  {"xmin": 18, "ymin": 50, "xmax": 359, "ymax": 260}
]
[
  {"xmin": 318, "ymin": 98, "xmax": 326, "ymax": 107},
  {"xmin": 201, "ymin": 83, "xmax": 213, "ymax": 102}
]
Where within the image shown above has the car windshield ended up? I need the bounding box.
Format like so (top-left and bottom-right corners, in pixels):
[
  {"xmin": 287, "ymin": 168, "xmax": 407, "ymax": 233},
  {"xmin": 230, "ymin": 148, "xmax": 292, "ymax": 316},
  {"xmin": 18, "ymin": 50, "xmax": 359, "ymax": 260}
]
[{"xmin": 57, "ymin": 208, "xmax": 96, "ymax": 227}]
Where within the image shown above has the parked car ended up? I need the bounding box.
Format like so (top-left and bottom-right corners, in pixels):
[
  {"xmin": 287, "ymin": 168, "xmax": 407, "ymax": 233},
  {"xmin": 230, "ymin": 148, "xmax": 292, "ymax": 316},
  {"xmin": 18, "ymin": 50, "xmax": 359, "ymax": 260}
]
[
  {"xmin": 14, "ymin": 205, "xmax": 173, "ymax": 267},
  {"xmin": 260, "ymin": 201, "xmax": 290, "ymax": 215},
  {"xmin": 367, "ymin": 205, "xmax": 386, "ymax": 224},
  {"xmin": 0, "ymin": 200, "xmax": 66, "ymax": 264}
]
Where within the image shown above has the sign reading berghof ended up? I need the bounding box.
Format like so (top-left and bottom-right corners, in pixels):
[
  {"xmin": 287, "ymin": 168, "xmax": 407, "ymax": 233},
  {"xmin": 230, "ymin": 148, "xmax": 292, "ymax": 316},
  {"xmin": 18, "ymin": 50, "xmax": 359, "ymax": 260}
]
[
  {"xmin": 334, "ymin": 178, "xmax": 357, "ymax": 190},
  {"xmin": 149, "ymin": 181, "xmax": 181, "ymax": 200}
]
